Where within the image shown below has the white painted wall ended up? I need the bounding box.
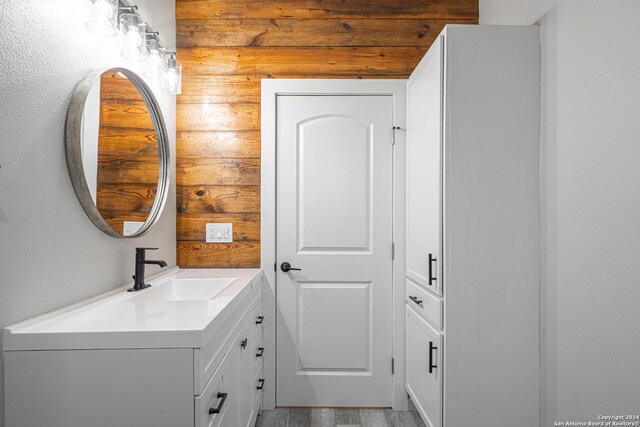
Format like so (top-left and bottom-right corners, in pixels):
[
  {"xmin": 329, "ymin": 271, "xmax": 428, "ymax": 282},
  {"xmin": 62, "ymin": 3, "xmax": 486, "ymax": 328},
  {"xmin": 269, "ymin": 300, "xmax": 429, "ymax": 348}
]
[
  {"xmin": 480, "ymin": 0, "xmax": 559, "ymax": 25},
  {"xmin": 482, "ymin": 0, "xmax": 640, "ymax": 424},
  {"xmin": 0, "ymin": 1, "xmax": 176, "ymax": 425}
]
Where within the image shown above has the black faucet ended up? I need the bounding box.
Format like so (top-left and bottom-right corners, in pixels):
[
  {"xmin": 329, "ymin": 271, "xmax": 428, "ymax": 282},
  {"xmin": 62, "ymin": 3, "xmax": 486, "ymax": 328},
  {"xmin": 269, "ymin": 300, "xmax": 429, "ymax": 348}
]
[{"xmin": 128, "ymin": 248, "xmax": 168, "ymax": 292}]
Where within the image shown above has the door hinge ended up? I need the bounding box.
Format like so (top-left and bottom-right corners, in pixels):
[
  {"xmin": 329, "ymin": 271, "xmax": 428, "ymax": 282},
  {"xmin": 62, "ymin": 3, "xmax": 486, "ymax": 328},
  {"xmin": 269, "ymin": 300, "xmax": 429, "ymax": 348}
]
[
  {"xmin": 392, "ymin": 242, "xmax": 395, "ymax": 260},
  {"xmin": 392, "ymin": 357, "xmax": 395, "ymax": 374},
  {"xmin": 392, "ymin": 126, "xmax": 403, "ymax": 146}
]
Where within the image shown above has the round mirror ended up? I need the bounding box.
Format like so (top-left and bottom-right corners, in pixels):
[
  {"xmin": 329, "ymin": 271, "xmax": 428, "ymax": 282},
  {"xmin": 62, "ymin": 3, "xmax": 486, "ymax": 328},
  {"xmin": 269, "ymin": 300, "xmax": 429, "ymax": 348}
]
[{"xmin": 65, "ymin": 68, "xmax": 170, "ymax": 238}]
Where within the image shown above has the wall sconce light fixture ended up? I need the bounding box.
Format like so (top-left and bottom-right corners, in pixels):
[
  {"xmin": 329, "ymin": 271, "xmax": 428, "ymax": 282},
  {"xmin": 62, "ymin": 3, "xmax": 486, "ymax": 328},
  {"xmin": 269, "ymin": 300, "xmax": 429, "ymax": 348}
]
[
  {"xmin": 162, "ymin": 52, "xmax": 182, "ymax": 95},
  {"xmin": 120, "ymin": 13, "xmax": 147, "ymax": 61},
  {"xmin": 85, "ymin": 0, "xmax": 118, "ymax": 36},
  {"xmin": 84, "ymin": 0, "xmax": 182, "ymax": 95},
  {"xmin": 145, "ymin": 38, "xmax": 166, "ymax": 85}
]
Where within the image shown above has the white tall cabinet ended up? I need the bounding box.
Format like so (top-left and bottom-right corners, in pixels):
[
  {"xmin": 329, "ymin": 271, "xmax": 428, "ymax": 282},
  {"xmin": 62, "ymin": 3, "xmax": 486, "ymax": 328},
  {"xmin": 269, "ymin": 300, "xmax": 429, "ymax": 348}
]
[{"xmin": 405, "ymin": 25, "xmax": 540, "ymax": 427}]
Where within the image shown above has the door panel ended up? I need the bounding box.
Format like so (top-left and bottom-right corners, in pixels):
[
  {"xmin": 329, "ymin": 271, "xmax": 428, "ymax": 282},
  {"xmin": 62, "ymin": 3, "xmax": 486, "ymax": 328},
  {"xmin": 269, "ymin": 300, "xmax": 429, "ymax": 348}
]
[
  {"xmin": 406, "ymin": 305, "xmax": 443, "ymax": 427},
  {"xmin": 407, "ymin": 37, "xmax": 443, "ymax": 295},
  {"xmin": 298, "ymin": 116, "xmax": 372, "ymax": 253},
  {"xmin": 276, "ymin": 95, "xmax": 394, "ymax": 407},
  {"xmin": 298, "ymin": 281, "xmax": 370, "ymax": 371}
]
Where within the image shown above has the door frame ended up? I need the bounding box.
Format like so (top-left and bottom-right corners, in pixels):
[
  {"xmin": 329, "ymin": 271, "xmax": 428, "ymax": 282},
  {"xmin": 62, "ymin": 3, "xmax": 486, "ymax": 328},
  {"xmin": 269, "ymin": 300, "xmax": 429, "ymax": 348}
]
[{"xmin": 261, "ymin": 79, "xmax": 407, "ymax": 411}]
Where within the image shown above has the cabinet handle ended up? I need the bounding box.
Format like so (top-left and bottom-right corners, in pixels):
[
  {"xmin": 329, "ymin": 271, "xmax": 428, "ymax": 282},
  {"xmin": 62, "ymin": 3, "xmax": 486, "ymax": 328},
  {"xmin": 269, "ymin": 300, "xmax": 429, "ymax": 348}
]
[
  {"xmin": 428, "ymin": 253, "xmax": 437, "ymax": 287},
  {"xmin": 257, "ymin": 379, "xmax": 265, "ymax": 390},
  {"xmin": 241, "ymin": 338, "xmax": 247, "ymax": 349},
  {"xmin": 256, "ymin": 347, "xmax": 264, "ymax": 357},
  {"xmin": 256, "ymin": 316, "xmax": 264, "ymax": 325},
  {"xmin": 429, "ymin": 341, "xmax": 438, "ymax": 374},
  {"xmin": 409, "ymin": 295, "xmax": 423, "ymax": 306},
  {"xmin": 208, "ymin": 392, "xmax": 228, "ymax": 415}
]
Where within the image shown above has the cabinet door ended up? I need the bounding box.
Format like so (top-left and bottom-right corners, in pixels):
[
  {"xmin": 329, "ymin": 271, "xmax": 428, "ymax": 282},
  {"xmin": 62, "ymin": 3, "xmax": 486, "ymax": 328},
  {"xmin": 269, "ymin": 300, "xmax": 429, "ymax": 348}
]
[
  {"xmin": 196, "ymin": 346, "xmax": 239, "ymax": 427},
  {"xmin": 406, "ymin": 305, "xmax": 443, "ymax": 427},
  {"xmin": 407, "ymin": 36, "xmax": 443, "ymax": 296}
]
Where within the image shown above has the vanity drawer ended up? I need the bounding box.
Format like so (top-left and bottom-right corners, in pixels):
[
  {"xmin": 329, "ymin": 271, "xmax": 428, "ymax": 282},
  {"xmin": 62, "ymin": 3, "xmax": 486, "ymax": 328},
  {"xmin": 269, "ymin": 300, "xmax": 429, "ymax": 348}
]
[
  {"xmin": 253, "ymin": 300, "xmax": 263, "ymax": 338},
  {"xmin": 194, "ymin": 285, "xmax": 262, "ymax": 394},
  {"xmin": 254, "ymin": 331, "xmax": 264, "ymax": 372},
  {"xmin": 195, "ymin": 348, "xmax": 234, "ymax": 427},
  {"xmin": 251, "ymin": 274, "xmax": 263, "ymax": 290},
  {"xmin": 254, "ymin": 365, "xmax": 264, "ymax": 412},
  {"xmin": 406, "ymin": 279, "xmax": 443, "ymax": 329}
]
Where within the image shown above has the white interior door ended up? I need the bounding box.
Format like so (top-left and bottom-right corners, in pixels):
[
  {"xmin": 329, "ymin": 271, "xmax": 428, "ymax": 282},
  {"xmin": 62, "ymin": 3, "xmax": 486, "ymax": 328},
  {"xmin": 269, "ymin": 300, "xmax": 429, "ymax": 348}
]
[{"xmin": 276, "ymin": 95, "xmax": 394, "ymax": 407}]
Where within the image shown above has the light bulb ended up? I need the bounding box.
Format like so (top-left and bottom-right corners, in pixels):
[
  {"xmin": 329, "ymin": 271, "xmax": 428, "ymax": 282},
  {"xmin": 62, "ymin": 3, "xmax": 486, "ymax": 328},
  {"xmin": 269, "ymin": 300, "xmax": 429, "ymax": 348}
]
[
  {"xmin": 86, "ymin": 0, "xmax": 116, "ymax": 37},
  {"xmin": 126, "ymin": 26, "xmax": 142, "ymax": 48},
  {"xmin": 165, "ymin": 67, "xmax": 178, "ymax": 89},
  {"xmin": 119, "ymin": 14, "xmax": 147, "ymax": 60},
  {"xmin": 93, "ymin": 0, "xmax": 113, "ymax": 21},
  {"xmin": 145, "ymin": 49, "xmax": 164, "ymax": 82},
  {"xmin": 148, "ymin": 50, "xmax": 162, "ymax": 69},
  {"xmin": 162, "ymin": 57, "xmax": 182, "ymax": 95}
]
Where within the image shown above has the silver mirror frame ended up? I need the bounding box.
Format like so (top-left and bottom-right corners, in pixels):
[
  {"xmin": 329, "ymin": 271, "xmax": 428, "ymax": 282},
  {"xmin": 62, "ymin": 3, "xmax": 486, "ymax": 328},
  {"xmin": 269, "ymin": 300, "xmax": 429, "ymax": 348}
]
[{"xmin": 65, "ymin": 67, "xmax": 170, "ymax": 239}]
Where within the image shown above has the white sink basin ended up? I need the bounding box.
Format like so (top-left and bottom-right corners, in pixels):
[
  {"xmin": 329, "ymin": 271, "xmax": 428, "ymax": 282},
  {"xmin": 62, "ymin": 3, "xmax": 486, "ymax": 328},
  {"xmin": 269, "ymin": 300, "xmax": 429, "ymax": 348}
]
[
  {"xmin": 2, "ymin": 268, "xmax": 262, "ymax": 351},
  {"xmin": 128, "ymin": 278, "xmax": 236, "ymax": 302}
]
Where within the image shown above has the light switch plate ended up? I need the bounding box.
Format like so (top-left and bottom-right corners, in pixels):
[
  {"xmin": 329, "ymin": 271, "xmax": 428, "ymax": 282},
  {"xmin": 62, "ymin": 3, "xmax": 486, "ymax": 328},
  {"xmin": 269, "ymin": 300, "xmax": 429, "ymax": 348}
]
[{"xmin": 206, "ymin": 223, "xmax": 233, "ymax": 243}]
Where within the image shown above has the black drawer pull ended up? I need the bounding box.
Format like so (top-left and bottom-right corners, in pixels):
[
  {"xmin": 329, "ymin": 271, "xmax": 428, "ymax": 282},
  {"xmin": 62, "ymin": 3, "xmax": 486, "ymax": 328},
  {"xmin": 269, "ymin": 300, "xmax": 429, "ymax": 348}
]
[
  {"xmin": 428, "ymin": 253, "xmax": 437, "ymax": 286},
  {"xmin": 429, "ymin": 341, "xmax": 438, "ymax": 374},
  {"xmin": 257, "ymin": 379, "xmax": 265, "ymax": 390},
  {"xmin": 256, "ymin": 347, "xmax": 264, "ymax": 357},
  {"xmin": 209, "ymin": 392, "xmax": 228, "ymax": 415},
  {"xmin": 240, "ymin": 338, "xmax": 247, "ymax": 349},
  {"xmin": 409, "ymin": 295, "xmax": 423, "ymax": 306},
  {"xmin": 256, "ymin": 316, "xmax": 264, "ymax": 325}
]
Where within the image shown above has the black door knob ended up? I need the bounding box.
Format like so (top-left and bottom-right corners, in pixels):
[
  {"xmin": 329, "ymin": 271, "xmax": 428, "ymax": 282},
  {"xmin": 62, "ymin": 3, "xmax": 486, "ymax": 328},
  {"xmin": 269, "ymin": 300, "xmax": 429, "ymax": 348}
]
[{"xmin": 280, "ymin": 262, "xmax": 301, "ymax": 273}]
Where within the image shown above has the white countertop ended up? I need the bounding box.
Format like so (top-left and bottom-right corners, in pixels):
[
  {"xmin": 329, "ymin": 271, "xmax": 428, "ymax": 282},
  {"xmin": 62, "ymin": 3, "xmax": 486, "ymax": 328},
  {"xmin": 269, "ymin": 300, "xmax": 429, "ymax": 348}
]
[{"xmin": 3, "ymin": 268, "xmax": 262, "ymax": 351}]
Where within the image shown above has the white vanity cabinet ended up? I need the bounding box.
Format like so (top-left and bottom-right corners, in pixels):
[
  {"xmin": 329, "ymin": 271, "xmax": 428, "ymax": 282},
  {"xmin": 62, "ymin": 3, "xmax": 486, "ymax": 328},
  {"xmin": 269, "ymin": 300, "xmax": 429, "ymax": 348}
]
[
  {"xmin": 195, "ymin": 284, "xmax": 264, "ymax": 427},
  {"xmin": 405, "ymin": 25, "xmax": 541, "ymax": 427},
  {"xmin": 4, "ymin": 269, "xmax": 264, "ymax": 427}
]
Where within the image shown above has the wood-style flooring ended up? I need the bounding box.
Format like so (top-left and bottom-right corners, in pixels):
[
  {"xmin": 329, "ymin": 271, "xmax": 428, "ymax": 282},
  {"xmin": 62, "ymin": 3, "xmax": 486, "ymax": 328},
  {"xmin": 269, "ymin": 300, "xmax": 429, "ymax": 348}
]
[{"xmin": 255, "ymin": 406, "xmax": 426, "ymax": 427}]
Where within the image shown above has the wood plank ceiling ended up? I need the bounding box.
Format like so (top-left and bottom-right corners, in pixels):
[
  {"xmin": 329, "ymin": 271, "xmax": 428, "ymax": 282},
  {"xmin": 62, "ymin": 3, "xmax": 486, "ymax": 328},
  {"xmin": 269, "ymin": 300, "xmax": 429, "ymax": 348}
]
[{"xmin": 176, "ymin": 0, "xmax": 478, "ymax": 268}]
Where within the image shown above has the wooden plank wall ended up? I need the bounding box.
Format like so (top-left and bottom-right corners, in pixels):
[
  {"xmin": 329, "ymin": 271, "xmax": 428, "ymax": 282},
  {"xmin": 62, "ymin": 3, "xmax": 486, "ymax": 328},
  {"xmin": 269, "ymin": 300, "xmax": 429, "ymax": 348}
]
[
  {"xmin": 175, "ymin": 0, "xmax": 478, "ymax": 268},
  {"xmin": 96, "ymin": 72, "xmax": 159, "ymax": 235}
]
